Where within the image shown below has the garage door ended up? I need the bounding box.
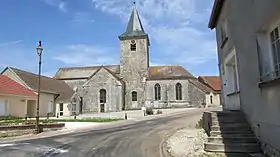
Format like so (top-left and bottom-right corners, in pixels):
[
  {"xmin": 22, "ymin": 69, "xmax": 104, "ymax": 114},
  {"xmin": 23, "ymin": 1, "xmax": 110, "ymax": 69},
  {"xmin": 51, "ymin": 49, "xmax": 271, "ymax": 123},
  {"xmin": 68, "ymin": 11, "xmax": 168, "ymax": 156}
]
[{"xmin": 0, "ymin": 100, "xmax": 6, "ymax": 116}]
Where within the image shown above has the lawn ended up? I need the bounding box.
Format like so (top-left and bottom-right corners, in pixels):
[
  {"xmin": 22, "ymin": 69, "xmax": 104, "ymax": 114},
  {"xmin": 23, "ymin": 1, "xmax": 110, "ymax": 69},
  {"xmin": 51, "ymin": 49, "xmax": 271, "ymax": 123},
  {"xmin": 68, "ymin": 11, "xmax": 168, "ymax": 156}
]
[{"xmin": 0, "ymin": 117, "xmax": 122, "ymax": 125}]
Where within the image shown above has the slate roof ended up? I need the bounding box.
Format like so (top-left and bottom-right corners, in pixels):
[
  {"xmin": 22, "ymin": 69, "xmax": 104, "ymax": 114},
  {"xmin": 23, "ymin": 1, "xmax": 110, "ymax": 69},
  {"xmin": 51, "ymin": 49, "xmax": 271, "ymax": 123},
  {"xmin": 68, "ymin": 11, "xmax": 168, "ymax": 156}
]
[
  {"xmin": 0, "ymin": 74, "xmax": 36, "ymax": 97},
  {"xmin": 5, "ymin": 67, "xmax": 74, "ymax": 101},
  {"xmin": 198, "ymin": 76, "xmax": 221, "ymax": 92},
  {"xmin": 119, "ymin": 6, "xmax": 147, "ymax": 39},
  {"xmin": 54, "ymin": 65, "xmax": 120, "ymax": 80},
  {"xmin": 54, "ymin": 65, "xmax": 196, "ymax": 81}
]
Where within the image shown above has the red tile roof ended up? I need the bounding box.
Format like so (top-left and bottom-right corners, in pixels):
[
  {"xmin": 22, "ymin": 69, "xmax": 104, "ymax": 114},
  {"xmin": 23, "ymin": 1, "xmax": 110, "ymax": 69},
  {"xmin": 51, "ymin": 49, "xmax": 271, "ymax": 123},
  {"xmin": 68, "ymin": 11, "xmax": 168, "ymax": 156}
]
[
  {"xmin": 198, "ymin": 76, "xmax": 221, "ymax": 92},
  {"xmin": 0, "ymin": 75, "xmax": 36, "ymax": 97}
]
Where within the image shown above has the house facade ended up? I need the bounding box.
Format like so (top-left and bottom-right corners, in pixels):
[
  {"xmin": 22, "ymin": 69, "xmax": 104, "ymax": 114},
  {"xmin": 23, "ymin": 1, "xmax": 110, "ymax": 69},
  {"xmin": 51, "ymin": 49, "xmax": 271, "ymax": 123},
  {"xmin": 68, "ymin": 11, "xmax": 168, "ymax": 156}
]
[
  {"xmin": 0, "ymin": 75, "xmax": 36, "ymax": 117},
  {"xmin": 209, "ymin": 0, "xmax": 280, "ymax": 156},
  {"xmin": 54, "ymin": 6, "xmax": 209, "ymax": 113},
  {"xmin": 198, "ymin": 76, "xmax": 221, "ymax": 107},
  {"xmin": 1, "ymin": 67, "xmax": 76, "ymax": 117}
]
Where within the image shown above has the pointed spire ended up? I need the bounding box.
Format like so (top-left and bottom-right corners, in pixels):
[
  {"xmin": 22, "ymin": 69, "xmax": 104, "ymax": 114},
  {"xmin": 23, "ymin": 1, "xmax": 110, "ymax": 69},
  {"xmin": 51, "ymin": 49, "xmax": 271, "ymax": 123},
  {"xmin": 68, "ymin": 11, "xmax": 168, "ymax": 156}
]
[{"xmin": 119, "ymin": 2, "xmax": 147, "ymax": 39}]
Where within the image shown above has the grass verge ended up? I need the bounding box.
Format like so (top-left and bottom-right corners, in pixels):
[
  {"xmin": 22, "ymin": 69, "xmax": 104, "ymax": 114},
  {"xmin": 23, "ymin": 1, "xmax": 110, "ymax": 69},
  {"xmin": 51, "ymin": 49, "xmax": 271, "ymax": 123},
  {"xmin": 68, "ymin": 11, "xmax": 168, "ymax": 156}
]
[{"xmin": 0, "ymin": 118, "xmax": 122, "ymax": 125}]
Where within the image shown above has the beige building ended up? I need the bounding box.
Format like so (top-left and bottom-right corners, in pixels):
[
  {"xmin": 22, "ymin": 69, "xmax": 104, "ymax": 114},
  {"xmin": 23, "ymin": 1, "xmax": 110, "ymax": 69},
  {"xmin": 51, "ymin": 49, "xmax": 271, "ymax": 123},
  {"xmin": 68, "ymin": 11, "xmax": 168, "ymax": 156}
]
[
  {"xmin": 0, "ymin": 74, "xmax": 36, "ymax": 117},
  {"xmin": 209, "ymin": 0, "xmax": 280, "ymax": 155},
  {"xmin": 198, "ymin": 76, "xmax": 221, "ymax": 107},
  {"xmin": 1, "ymin": 67, "xmax": 76, "ymax": 117}
]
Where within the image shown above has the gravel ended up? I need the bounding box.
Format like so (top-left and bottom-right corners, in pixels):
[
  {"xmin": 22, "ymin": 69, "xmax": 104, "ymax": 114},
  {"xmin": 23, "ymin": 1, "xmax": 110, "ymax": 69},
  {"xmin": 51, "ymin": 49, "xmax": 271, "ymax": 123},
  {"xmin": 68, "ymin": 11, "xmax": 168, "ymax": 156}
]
[{"xmin": 166, "ymin": 128, "xmax": 207, "ymax": 157}]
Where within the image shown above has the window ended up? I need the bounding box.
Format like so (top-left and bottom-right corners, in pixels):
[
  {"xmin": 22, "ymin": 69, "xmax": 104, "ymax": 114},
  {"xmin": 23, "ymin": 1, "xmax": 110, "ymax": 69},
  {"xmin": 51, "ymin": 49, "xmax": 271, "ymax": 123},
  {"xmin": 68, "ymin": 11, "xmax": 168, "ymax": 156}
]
[
  {"xmin": 79, "ymin": 97, "xmax": 83, "ymax": 114},
  {"xmin": 175, "ymin": 83, "xmax": 182, "ymax": 100},
  {"xmin": 131, "ymin": 43, "xmax": 136, "ymax": 51},
  {"xmin": 210, "ymin": 95, "xmax": 213, "ymax": 104},
  {"xmin": 100, "ymin": 89, "xmax": 106, "ymax": 103},
  {"xmin": 59, "ymin": 103, "xmax": 63, "ymax": 116},
  {"xmin": 130, "ymin": 40, "xmax": 136, "ymax": 51},
  {"xmin": 132, "ymin": 91, "xmax": 137, "ymax": 101},
  {"xmin": 270, "ymin": 27, "xmax": 280, "ymax": 76},
  {"xmin": 72, "ymin": 103, "xmax": 77, "ymax": 115},
  {"xmin": 220, "ymin": 19, "xmax": 228, "ymax": 46},
  {"xmin": 154, "ymin": 83, "xmax": 161, "ymax": 100}
]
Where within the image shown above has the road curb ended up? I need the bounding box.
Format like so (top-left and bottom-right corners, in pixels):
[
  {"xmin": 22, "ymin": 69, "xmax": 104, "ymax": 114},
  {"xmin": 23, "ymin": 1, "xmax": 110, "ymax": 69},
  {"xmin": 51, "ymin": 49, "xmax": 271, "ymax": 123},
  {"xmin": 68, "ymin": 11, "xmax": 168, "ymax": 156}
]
[{"xmin": 159, "ymin": 126, "xmax": 186, "ymax": 157}]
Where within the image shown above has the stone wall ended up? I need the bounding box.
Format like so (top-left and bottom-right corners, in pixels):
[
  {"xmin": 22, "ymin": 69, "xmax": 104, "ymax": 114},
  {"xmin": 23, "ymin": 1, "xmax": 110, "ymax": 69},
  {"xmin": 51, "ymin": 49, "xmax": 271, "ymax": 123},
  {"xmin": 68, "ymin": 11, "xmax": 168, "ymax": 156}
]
[
  {"xmin": 146, "ymin": 80, "xmax": 190, "ymax": 108},
  {"xmin": 188, "ymin": 80, "xmax": 206, "ymax": 107},
  {"xmin": 119, "ymin": 37, "xmax": 149, "ymax": 109},
  {"xmin": 83, "ymin": 68, "xmax": 123, "ymax": 113},
  {"xmin": 64, "ymin": 79, "xmax": 87, "ymax": 90}
]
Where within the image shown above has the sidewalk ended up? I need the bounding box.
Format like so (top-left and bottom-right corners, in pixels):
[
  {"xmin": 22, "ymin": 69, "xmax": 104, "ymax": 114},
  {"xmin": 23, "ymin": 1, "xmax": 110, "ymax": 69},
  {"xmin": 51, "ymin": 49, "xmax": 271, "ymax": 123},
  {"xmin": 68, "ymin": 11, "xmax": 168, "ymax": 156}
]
[{"xmin": 78, "ymin": 107, "xmax": 197, "ymax": 119}]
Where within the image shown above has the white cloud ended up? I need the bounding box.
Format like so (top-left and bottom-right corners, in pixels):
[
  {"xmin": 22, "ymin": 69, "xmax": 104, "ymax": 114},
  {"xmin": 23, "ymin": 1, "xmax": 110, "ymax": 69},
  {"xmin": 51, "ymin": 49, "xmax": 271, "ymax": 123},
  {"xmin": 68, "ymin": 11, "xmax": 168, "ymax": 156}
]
[
  {"xmin": 42, "ymin": 0, "xmax": 67, "ymax": 12},
  {"xmin": 91, "ymin": 0, "xmax": 216, "ymax": 66},
  {"xmin": 71, "ymin": 12, "xmax": 95, "ymax": 24},
  {"xmin": 53, "ymin": 44, "xmax": 118, "ymax": 66},
  {"xmin": 58, "ymin": 2, "xmax": 67, "ymax": 12},
  {"xmin": 0, "ymin": 40, "xmax": 23, "ymax": 47}
]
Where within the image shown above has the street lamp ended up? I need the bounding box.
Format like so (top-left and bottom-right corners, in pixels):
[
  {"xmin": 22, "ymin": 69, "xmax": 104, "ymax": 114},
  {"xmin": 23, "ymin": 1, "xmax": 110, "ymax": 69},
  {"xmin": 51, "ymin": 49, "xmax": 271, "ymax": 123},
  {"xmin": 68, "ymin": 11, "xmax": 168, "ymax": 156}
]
[{"xmin": 35, "ymin": 41, "xmax": 43, "ymax": 134}]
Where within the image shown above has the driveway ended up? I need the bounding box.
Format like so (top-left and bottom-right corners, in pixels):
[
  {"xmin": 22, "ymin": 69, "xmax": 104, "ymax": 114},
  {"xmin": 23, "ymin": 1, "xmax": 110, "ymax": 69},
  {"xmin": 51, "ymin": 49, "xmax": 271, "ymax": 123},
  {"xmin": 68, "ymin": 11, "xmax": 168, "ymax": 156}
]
[{"xmin": 0, "ymin": 108, "xmax": 218, "ymax": 157}]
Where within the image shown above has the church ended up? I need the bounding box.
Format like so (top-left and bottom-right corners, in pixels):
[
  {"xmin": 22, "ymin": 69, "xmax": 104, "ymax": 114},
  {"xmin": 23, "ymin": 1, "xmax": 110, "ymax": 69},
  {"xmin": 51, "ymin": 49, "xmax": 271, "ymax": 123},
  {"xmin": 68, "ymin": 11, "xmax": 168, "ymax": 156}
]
[{"xmin": 54, "ymin": 6, "xmax": 208, "ymax": 113}]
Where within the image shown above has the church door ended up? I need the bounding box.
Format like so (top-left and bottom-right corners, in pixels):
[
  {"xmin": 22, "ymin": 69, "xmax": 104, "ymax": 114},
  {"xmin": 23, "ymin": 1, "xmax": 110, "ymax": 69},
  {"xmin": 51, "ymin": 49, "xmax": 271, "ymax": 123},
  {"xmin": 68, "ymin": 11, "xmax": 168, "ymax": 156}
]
[{"xmin": 100, "ymin": 104, "xmax": 105, "ymax": 113}]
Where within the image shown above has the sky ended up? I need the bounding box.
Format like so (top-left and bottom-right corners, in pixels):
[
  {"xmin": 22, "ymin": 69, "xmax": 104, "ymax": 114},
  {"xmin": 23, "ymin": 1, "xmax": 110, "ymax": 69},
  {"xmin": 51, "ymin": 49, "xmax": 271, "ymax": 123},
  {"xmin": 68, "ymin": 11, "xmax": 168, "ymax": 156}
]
[{"xmin": 0, "ymin": 0, "xmax": 218, "ymax": 77}]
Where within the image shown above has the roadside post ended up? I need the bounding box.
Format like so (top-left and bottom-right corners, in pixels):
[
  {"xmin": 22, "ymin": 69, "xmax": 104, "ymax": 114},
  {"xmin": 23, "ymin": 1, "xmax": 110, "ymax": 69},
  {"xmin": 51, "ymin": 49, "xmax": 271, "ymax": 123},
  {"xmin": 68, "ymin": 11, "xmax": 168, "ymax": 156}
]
[{"xmin": 141, "ymin": 107, "xmax": 146, "ymax": 116}]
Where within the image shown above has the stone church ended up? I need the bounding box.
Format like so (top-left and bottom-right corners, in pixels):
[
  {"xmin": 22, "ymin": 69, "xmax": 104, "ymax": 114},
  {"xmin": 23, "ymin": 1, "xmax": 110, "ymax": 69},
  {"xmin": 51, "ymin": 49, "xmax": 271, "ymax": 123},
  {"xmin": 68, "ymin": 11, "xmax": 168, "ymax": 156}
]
[{"xmin": 54, "ymin": 6, "xmax": 207, "ymax": 113}]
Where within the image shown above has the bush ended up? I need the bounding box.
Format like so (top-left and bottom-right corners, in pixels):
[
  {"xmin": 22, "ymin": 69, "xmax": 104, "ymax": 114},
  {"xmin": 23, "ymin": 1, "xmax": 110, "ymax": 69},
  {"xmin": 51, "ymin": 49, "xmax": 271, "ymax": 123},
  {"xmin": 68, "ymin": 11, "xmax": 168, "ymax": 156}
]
[
  {"xmin": 146, "ymin": 108, "xmax": 154, "ymax": 115},
  {"xmin": 156, "ymin": 110, "xmax": 162, "ymax": 114},
  {"xmin": 196, "ymin": 118, "xmax": 203, "ymax": 129}
]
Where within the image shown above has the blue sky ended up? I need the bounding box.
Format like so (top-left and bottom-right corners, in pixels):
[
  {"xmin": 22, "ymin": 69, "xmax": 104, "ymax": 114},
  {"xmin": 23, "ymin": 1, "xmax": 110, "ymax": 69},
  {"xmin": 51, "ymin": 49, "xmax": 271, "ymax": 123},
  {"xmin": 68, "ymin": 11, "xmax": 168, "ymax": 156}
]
[{"xmin": 0, "ymin": 0, "xmax": 218, "ymax": 77}]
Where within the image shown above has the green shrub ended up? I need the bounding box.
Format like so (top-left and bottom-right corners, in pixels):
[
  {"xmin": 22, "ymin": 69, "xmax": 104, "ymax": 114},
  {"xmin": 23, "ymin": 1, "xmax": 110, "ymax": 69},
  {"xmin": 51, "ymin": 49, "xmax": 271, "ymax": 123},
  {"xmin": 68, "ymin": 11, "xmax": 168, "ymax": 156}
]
[
  {"xmin": 156, "ymin": 110, "xmax": 162, "ymax": 114},
  {"xmin": 146, "ymin": 108, "xmax": 154, "ymax": 115},
  {"xmin": 196, "ymin": 118, "xmax": 203, "ymax": 129}
]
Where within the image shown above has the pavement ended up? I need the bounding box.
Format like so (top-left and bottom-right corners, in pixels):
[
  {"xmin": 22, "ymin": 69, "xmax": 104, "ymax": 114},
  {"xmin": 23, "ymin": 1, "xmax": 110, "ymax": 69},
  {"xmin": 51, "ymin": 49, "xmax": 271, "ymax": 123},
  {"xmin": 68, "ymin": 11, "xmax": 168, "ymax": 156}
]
[
  {"xmin": 0, "ymin": 107, "xmax": 219, "ymax": 157},
  {"xmin": 67, "ymin": 107, "xmax": 197, "ymax": 120}
]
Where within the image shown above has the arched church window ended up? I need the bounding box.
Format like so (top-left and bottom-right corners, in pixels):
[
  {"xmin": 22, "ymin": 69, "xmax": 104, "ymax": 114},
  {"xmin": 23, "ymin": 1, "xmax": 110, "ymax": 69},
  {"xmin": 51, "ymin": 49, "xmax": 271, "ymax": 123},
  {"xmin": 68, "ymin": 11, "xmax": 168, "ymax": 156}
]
[
  {"xmin": 154, "ymin": 83, "xmax": 161, "ymax": 100},
  {"xmin": 130, "ymin": 40, "xmax": 136, "ymax": 51},
  {"xmin": 132, "ymin": 91, "xmax": 137, "ymax": 101},
  {"xmin": 210, "ymin": 95, "xmax": 213, "ymax": 104},
  {"xmin": 175, "ymin": 83, "xmax": 182, "ymax": 100},
  {"xmin": 100, "ymin": 89, "xmax": 106, "ymax": 103}
]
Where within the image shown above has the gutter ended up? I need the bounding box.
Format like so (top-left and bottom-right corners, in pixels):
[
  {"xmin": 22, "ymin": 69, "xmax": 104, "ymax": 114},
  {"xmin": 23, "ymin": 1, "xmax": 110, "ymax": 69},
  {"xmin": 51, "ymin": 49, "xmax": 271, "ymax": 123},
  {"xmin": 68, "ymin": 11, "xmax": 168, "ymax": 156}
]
[{"xmin": 54, "ymin": 94, "xmax": 60, "ymax": 101}]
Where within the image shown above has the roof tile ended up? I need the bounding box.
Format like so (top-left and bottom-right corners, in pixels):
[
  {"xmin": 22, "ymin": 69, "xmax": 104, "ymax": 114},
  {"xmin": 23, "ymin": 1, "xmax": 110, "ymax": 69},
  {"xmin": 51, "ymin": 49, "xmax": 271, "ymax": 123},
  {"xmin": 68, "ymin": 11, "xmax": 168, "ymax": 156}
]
[
  {"xmin": 9, "ymin": 67, "xmax": 74, "ymax": 101},
  {"xmin": 198, "ymin": 76, "xmax": 221, "ymax": 91},
  {"xmin": 0, "ymin": 75, "xmax": 36, "ymax": 97}
]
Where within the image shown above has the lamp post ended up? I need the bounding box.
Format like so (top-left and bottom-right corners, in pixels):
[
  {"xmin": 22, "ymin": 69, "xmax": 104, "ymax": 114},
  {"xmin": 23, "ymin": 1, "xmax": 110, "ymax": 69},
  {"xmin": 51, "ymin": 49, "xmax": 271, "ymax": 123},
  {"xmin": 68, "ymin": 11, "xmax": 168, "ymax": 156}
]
[{"xmin": 35, "ymin": 41, "xmax": 43, "ymax": 134}]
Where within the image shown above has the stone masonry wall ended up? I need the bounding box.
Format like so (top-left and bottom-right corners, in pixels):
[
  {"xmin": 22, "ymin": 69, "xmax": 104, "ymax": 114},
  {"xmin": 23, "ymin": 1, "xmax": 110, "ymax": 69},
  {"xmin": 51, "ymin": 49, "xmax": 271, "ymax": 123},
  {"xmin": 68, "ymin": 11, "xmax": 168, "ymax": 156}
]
[
  {"xmin": 120, "ymin": 37, "xmax": 149, "ymax": 109},
  {"xmin": 146, "ymin": 80, "xmax": 190, "ymax": 108},
  {"xmin": 188, "ymin": 80, "xmax": 206, "ymax": 107},
  {"xmin": 82, "ymin": 68, "xmax": 123, "ymax": 113},
  {"xmin": 64, "ymin": 79, "xmax": 87, "ymax": 90}
]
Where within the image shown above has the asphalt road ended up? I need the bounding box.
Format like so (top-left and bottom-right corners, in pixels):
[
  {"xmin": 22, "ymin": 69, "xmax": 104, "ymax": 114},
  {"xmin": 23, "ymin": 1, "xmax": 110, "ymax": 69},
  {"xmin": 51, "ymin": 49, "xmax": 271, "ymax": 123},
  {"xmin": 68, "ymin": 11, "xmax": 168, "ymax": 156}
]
[{"xmin": 0, "ymin": 108, "xmax": 213, "ymax": 157}]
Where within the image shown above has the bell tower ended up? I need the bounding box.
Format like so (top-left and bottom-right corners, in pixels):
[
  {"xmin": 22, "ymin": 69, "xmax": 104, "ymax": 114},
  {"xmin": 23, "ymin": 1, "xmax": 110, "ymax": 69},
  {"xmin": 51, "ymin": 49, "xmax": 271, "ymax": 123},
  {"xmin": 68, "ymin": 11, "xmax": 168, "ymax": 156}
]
[{"xmin": 119, "ymin": 3, "xmax": 150, "ymax": 109}]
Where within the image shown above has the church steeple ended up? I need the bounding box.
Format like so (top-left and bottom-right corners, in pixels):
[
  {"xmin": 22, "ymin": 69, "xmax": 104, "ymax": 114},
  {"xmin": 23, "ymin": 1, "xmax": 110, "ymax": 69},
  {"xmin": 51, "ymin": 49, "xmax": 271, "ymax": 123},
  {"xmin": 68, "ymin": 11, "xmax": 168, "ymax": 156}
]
[{"xmin": 119, "ymin": 2, "xmax": 148, "ymax": 40}]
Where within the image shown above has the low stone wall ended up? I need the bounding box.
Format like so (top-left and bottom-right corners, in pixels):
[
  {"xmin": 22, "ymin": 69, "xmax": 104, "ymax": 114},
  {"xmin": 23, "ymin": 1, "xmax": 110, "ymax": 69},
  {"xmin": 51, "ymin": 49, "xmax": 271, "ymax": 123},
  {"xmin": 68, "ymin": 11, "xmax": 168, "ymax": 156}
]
[
  {"xmin": 202, "ymin": 111, "xmax": 213, "ymax": 137},
  {"xmin": 0, "ymin": 123, "xmax": 65, "ymax": 131},
  {"xmin": 0, "ymin": 123, "xmax": 65, "ymax": 137}
]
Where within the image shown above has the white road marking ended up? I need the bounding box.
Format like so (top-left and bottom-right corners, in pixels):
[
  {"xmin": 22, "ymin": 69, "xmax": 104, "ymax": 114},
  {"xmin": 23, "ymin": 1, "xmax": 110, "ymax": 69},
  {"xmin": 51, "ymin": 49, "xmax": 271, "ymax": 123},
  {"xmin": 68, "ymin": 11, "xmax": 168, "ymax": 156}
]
[
  {"xmin": 56, "ymin": 149, "xmax": 68, "ymax": 153},
  {"xmin": 0, "ymin": 143, "xmax": 16, "ymax": 147}
]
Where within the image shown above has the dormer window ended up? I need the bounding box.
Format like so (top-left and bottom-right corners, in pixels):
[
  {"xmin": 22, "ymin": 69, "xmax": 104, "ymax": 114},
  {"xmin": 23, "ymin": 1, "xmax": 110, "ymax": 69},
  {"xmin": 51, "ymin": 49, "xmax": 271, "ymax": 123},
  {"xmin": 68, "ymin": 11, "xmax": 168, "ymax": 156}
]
[{"xmin": 130, "ymin": 40, "xmax": 136, "ymax": 51}]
